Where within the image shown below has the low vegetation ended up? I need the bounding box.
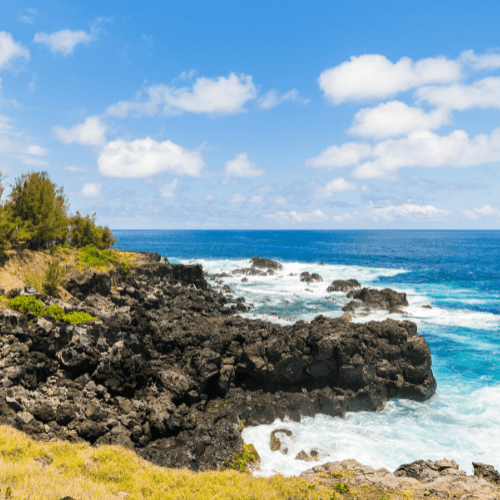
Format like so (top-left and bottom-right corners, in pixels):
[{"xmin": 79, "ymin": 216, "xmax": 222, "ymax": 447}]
[{"xmin": 8, "ymin": 295, "xmax": 97, "ymax": 324}]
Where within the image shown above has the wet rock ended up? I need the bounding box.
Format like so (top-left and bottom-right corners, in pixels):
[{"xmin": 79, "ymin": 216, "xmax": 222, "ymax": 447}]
[
  {"xmin": 347, "ymin": 287, "xmax": 409, "ymax": 313},
  {"xmin": 270, "ymin": 428, "xmax": 292, "ymax": 452},
  {"xmin": 250, "ymin": 255, "xmax": 283, "ymax": 270},
  {"xmin": 300, "ymin": 272, "xmax": 323, "ymax": 283},
  {"xmin": 422, "ymin": 305, "xmax": 433, "ymax": 309},
  {"xmin": 296, "ymin": 450, "xmax": 315, "ymax": 462},
  {"xmin": 327, "ymin": 279, "xmax": 361, "ymax": 293}
]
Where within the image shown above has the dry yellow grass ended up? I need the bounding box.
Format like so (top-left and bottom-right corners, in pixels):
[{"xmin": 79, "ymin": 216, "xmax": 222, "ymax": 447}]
[{"xmin": 0, "ymin": 426, "xmax": 343, "ymax": 500}]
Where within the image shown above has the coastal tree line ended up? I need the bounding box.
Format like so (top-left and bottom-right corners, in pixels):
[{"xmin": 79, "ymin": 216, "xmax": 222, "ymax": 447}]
[{"xmin": 0, "ymin": 170, "xmax": 115, "ymax": 256}]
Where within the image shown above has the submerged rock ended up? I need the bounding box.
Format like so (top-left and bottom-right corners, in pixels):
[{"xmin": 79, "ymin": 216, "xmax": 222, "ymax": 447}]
[{"xmin": 300, "ymin": 272, "xmax": 323, "ymax": 283}]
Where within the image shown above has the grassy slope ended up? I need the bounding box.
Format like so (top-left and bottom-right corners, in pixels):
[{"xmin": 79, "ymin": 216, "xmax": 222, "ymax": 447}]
[{"xmin": 0, "ymin": 247, "xmax": 141, "ymax": 304}]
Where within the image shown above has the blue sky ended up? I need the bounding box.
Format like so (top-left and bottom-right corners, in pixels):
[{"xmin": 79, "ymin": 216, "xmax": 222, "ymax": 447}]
[{"xmin": 2, "ymin": 0, "xmax": 500, "ymax": 229}]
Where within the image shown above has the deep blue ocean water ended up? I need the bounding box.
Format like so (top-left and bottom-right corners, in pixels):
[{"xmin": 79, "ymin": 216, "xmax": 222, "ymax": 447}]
[{"xmin": 114, "ymin": 230, "xmax": 500, "ymax": 476}]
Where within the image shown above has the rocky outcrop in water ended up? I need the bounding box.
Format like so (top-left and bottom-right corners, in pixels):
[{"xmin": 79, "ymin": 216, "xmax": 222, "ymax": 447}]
[
  {"xmin": 250, "ymin": 256, "xmax": 282, "ymax": 270},
  {"xmin": 327, "ymin": 279, "xmax": 361, "ymax": 293},
  {"xmin": 0, "ymin": 255, "xmax": 435, "ymax": 472},
  {"xmin": 300, "ymin": 272, "xmax": 323, "ymax": 283},
  {"xmin": 344, "ymin": 287, "xmax": 409, "ymax": 314}
]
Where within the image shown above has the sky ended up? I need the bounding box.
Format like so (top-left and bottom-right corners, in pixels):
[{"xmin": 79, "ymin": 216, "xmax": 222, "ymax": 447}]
[{"xmin": 1, "ymin": 0, "xmax": 500, "ymax": 229}]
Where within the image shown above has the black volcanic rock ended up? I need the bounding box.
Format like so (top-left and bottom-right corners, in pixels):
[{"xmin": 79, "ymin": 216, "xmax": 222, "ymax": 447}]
[
  {"xmin": 0, "ymin": 254, "xmax": 436, "ymax": 472},
  {"xmin": 327, "ymin": 279, "xmax": 361, "ymax": 293},
  {"xmin": 250, "ymin": 255, "xmax": 283, "ymax": 270},
  {"xmin": 300, "ymin": 272, "xmax": 323, "ymax": 283},
  {"xmin": 347, "ymin": 287, "xmax": 409, "ymax": 313}
]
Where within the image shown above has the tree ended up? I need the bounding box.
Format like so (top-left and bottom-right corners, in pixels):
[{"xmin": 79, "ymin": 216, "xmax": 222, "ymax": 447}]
[
  {"xmin": 8, "ymin": 171, "xmax": 69, "ymax": 249},
  {"xmin": 68, "ymin": 212, "xmax": 115, "ymax": 249}
]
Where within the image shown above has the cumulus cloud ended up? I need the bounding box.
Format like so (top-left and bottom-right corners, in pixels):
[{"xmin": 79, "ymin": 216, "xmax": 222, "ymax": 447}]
[
  {"xmin": 313, "ymin": 177, "xmax": 358, "ymax": 199},
  {"xmin": 318, "ymin": 54, "xmax": 460, "ymax": 104},
  {"xmin": 257, "ymin": 89, "xmax": 309, "ymax": 109},
  {"xmin": 250, "ymin": 195, "xmax": 264, "ymax": 203},
  {"xmin": 24, "ymin": 144, "xmax": 47, "ymax": 155},
  {"xmin": 305, "ymin": 142, "xmax": 372, "ymax": 168},
  {"xmin": 79, "ymin": 183, "xmax": 102, "ymax": 197},
  {"xmin": 159, "ymin": 179, "xmax": 178, "ymax": 198},
  {"xmin": 65, "ymin": 166, "xmax": 87, "ymax": 172},
  {"xmin": 0, "ymin": 31, "xmax": 29, "ymax": 69},
  {"xmin": 369, "ymin": 203, "xmax": 451, "ymax": 221},
  {"xmin": 107, "ymin": 73, "xmax": 257, "ymax": 117},
  {"xmin": 417, "ymin": 76, "xmax": 500, "ymax": 110},
  {"xmin": 460, "ymin": 49, "xmax": 500, "ymax": 71},
  {"xmin": 223, "ymin": 152, "xmax": 265, "ymax": 181},
  {"xmin": 307, "ymin": 128, "xmax": 500, "ymax": 179},
  {"xmin": 97, "ymin": 137, "xmax": 205, "ymax": 178},
  {"xmin": 34, "ymin": 29, "xmax": 94, "ymax": 56},
  {"xmin": 266, "ymin": 209, "xmax": 328, "ymax": 224},
  {"xmin": 229, "ymin": 193, "xmax": 247, "ymax": 203},
  {"xmin": 53, "ymin": 116, "xmax": 106, "ymax": 146},
  {"xmin": 349, "ymin": 101, "xmax": 450, "ymax": 139},
  {"xmin": 461, "ymin": 205, "xmax": 500, "ymax": 219}
]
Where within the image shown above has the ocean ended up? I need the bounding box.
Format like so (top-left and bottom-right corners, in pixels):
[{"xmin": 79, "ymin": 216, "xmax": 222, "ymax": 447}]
[{"xmin": 113, "ymin": 230, "xmax": 500, "ymax": 477}]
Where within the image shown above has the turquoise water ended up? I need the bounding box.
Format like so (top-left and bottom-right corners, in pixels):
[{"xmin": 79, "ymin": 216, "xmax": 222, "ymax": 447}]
[{"xmin": 114, "ymin": 230, "xmax": 500, "ymax": 475}]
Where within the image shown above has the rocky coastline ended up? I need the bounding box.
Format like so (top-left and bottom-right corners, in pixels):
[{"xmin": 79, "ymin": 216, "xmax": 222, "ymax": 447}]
[{"xmin": 0, "ymin": 252, "xmax": 498, "ymax": 497}]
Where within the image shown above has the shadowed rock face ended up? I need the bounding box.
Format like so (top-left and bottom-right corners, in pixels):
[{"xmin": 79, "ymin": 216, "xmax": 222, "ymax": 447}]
[{"xmin": 0, "ymin": 256, "xmax": 435, "ymax": 472}]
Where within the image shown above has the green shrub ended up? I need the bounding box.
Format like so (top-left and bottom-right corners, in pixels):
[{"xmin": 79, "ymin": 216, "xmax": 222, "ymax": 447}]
[
  {"xmin": 46, "ymin": 304, "xmax": 66, "ymax": 322},
  {"xmin": 231, "ymin": 444, "xmax": 259, "ymax": 473},
  {"xmin": 78, "ymin": 244, "xmax": 120, "ymax": 268},
  {"xmin": 42, "ymin": 260, "xmax": 65, "ymax": 296},
  {"xmin": 332, "ymin": 483, "xmax": 350, "ymax": 494},
  {"xmin": 68, "ymin": 212, "xmax": 115, "ymax": 250},
  {"xmin": 65, "ymin": 311, "xmax": 97, "ymax": 325},
  {"xmin": 8, "ymin": 296, "xmax": 45, "ymax": 318}
]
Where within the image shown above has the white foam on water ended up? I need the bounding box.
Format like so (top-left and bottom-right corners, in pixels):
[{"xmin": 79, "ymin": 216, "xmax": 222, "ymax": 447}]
[{"xmin": 242, "ymin": 384, "xmax": 500, "ymax": 477}]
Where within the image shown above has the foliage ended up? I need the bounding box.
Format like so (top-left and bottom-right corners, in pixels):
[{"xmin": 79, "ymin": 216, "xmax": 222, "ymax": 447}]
[
  {"xmin": 332, "ymin": 482, "xmax": 350, "ymax": 494},
  {"xmin": 8, "ymin": 296, "xmax": 45, "ymax": 318},
  {"xmin": 77, "ymin": 245, "xmax": 120, "ymax": 268},
  {"xmin": 68, "ymin": 212, "xmax": 115, "ymax": 250},
  {"xmin": 46, "ymin": 304, "xmax": 66, "ymax": 322},
  {"xmin": 65, "ymin": 311, "xmax": 97, "ymax": 325},
  {"xmin": 8, "ymin": 296, "xmax": 96, "ymax": 324},
  {"xmin": 42, "ymin": 260, "xmax": 65, "ymax": 296},
  {"xmin": 231, "ymin": 443, "xmax": 259, "ymax": 473},
  {"xmin": 7, "ymin": 171, "xmax": 68, "ymax": 250}
]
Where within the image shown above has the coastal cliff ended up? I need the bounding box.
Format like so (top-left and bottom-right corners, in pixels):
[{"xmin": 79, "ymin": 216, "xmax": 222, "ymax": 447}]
[{"xmin": 0, "ymin": 253, "xmax": 436, "ymax": 472}]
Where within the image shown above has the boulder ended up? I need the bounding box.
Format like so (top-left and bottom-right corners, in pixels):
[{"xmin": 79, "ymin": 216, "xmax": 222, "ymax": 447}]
[
  {"xmin": 300, "ymin": 272, "xmax": 323, "ymax": 283},
  {"xmin": 347, "ymin": 287, "xmax": 409, "ymax": 312},
  {"xmin": 327, "ymin": 279, "xmax": 361, "ymax": 293},
  {"xmin": 472, "ymin": 462, "xmax": 500, "ymax": 484},
  {"xmin": 250, "ymin": 256, "xmax": 283, "ymax": 270}
]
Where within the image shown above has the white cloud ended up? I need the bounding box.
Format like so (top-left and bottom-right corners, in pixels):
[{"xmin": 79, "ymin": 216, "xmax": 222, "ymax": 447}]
[
  {"xmin": 314, "ymin": 177, "xmax": 358, "ymax": 199},
  {"xmin": 349, "ymin": 101, "xmax": 450, "ymax": 139},
  {"xmin": 19, "ymin": 156, "xmax": 47, "ymax": 166},
  {"xmin": 53, "ymin": 116, "xmax": 106, "ymax": 146},
  {"xmin": 461, "ymin": 205, "xmax": 500, "ymax": 219},
  {"xmin": 24, "ymin": 144, "xmax": 47, "ymax": 155},
  {"xmin": 308, "ymin": 128, "xmax": 500, "ymax": 179},
  {"xmin": 305, "ymin": 142, "xmax": 372, "ymax": 168},
  {"xmin": 159, "ymin": 179, "xmax": 178, "ymax": 198},
  {"xmin": 460, "ymin": 49, "xmax": 500, "ymax": 71},
  {"xmin": 274, "ymin": 196, "xmax": 287, "ymax": 205},
  {"xmin": 65, "ymin": 166, "xmax": 87, "ymax": 172},
  {"xmin": 369, "ymin": 203, "xmax": 451, "ymax": 221},
  {"xmin": 266, "ymin": 209, "xmax": 328, "ymax": 224},
  {"xmin": 257, "ymin": 89, "xmax": 309, "ymax": 109},
  {"xmin": 106, "ymin": 73, "xmax": 257, "ymax": 117},
  {"xmin": 250, "ymin": 195, "xmax": 264, "ymax": 203},
  {"xmin": 331, "ymin": 212, "xmax": 354, "ymax": 223},
  {"xmin": 0, "ymin": 31, "xmax": 30, "ymax": 70},
  {"xmin": 34, "ymin": 29, "xmax": 94, "ymax": 56},
  {"xmin": 223, "ymin": 152, "xmax": 265, "ymax": 180},
  {"xmin": 79, "ymin": 182, "xmax": 102, "ymax": 197},
  {"xmin": 98, "ymin": 137, "xmax": 205, "ymax": 178},
  {"xmin": 203, "ymin": 194, "xmax": 216, "ymax": 202},
  {"xmin": 318, "ymin": 54, "xmax": 460, "ymax": 104},
  {"xmin": 229, "ymin": 193, "xmax": 247, "ymax": 203},
  {"xmin": 417, "ymin": 76, "xmax": 500, "ymax": 110}
]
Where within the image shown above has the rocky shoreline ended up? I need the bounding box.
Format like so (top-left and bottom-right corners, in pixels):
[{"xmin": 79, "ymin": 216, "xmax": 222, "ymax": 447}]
[{"xmin": 0, "ymin": 252, "xmax": 498, "ymax": 497}]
